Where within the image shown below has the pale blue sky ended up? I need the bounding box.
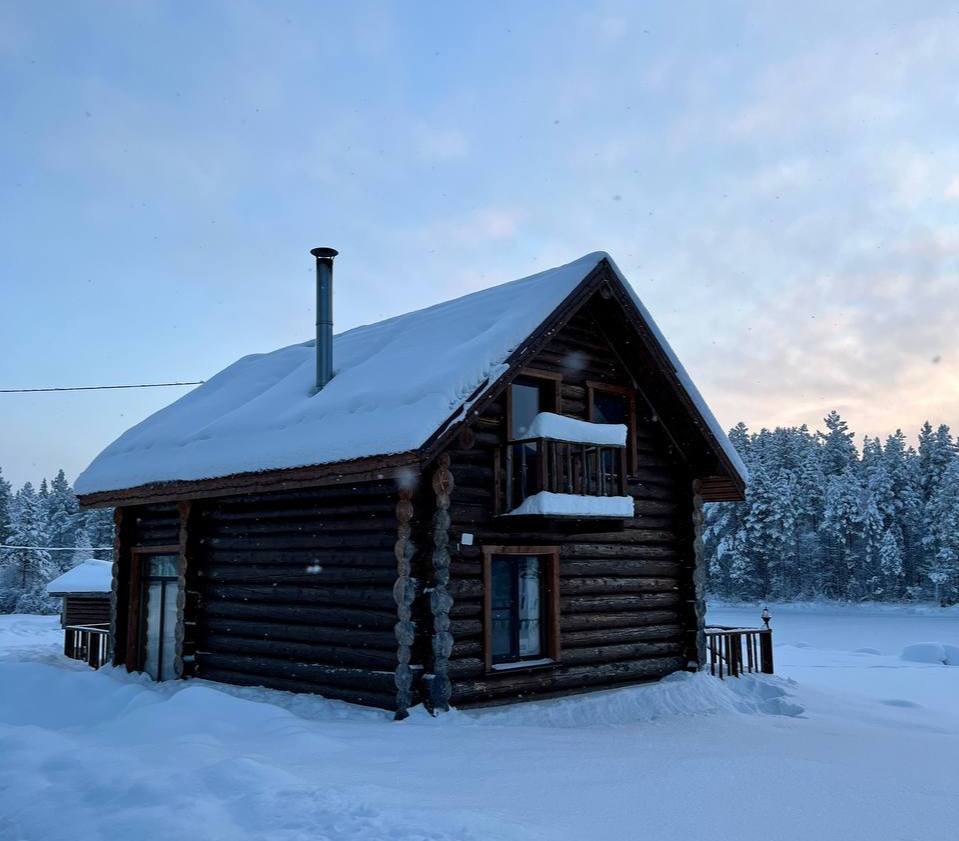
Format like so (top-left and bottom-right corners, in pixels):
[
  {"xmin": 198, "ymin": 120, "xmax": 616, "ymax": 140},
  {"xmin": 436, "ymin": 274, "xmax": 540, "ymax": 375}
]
[{"xmin": 2, "ymin": 1, "xmax": 957, "ymax": 487}]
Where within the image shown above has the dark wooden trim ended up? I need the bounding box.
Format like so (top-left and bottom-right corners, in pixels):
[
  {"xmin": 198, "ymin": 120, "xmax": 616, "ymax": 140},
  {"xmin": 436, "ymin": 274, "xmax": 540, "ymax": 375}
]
[
  {"xmin": 77, "ymin": 452, "xmax": 420, "ymax": 509},
  {"xmin": 480, "ymin": 545, "xmax": 561, "ymax": 673},
  {"xmin": 586, "ymin": 379, "xmax": 639, "ymax": 473}
]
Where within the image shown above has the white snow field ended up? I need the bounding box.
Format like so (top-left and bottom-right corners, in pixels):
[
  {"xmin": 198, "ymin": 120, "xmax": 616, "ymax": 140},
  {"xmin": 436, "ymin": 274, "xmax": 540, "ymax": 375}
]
[{"xmin": 1, "ymin": 606, "xmax": 957, "ymax": 841}]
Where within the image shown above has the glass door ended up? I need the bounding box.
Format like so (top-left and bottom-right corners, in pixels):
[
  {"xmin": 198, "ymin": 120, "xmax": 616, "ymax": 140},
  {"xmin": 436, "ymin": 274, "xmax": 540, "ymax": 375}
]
[{"xmin": 139, "ymin": 553, "xmax": 179, "ymax": 681}]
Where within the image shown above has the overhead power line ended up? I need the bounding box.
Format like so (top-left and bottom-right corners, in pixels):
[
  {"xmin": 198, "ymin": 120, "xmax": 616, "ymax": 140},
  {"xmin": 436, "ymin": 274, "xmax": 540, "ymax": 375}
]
[
  {"xmin": 0, "ymin": 380, "xmax": 203, "ymax": 394},
  {"xmin": 0, "ymin": 545, "xmax": 114, "ymax": 551}
]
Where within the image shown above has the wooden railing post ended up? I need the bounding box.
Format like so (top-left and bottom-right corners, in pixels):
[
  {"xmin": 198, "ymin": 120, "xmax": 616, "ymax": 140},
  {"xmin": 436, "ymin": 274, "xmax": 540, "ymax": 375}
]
[{"xmin": 760, "ymin": 629, "xmax": 774, "ymax": 674}]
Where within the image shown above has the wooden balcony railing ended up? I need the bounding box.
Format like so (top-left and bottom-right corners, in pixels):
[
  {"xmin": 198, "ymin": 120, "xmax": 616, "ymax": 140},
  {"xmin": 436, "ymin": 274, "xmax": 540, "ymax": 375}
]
[
  {"xmin": 503, "ymin": 436, "xmax": 627, "ymax": 512},
  {"xmin": 64, "ymin": 623, "xmax": 111, "ymax": 669},
  {"xmin": 705, "ymin": 625, "xmax": 774, "ymax": 678}
]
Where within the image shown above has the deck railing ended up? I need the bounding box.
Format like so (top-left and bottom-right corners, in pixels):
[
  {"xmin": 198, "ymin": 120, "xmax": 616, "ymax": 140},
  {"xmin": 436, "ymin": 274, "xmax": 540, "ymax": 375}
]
[
  {"xmin": 705, "ymin": 625, "xmax": 774, "ymax": 678},
  {"xmin": 503, "ymin": 437, "xmax": 627, "ymax": 511},
  {"xmin": 64, "ymin": 623, "xmax": 111, "ymax": 669}
]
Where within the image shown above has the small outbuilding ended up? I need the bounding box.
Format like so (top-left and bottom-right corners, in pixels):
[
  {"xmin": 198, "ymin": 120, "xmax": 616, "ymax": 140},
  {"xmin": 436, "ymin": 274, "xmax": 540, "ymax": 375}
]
[
  {"xmin": 76, "ymin": 250, "xmax": 748, "ymax": 716},
  {"xmin": 46, "ymin": 559, "xmax": 113, "ymax": 667}
]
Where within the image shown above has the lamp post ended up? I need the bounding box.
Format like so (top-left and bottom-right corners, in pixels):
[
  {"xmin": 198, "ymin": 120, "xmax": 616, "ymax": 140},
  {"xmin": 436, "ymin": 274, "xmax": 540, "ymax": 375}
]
[{"xmin": 761, "ymin": 607, "xmax": 771, "ymax": 629}]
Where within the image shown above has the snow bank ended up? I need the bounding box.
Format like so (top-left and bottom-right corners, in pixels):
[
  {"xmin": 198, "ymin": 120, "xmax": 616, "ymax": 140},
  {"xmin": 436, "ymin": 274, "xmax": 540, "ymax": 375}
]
[
  {"xmin": 76, "ymin": 251, "xmax": 746, "ymax": 496},
  {"xmin": 524, "ymin": 412, "xmax": 627, "ymax": 445},
  {"xmin": 45, "ymin": 559, "xmax": 112, "ymax": 595},
  {"xmin": 901, "ymin": 642, "xmax": 959, "ymax": 665},
  {"xmin": 503, "ymin": 491, "xmax": 634, "ymax": 518},
  {"xmin": 435, "ymin": 672, "xmax": 803, "ymax": 728}
]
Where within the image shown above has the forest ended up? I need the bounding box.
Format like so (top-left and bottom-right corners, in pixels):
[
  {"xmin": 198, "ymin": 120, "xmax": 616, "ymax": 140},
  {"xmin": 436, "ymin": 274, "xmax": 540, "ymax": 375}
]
[
  {"xmin": 1, "ymin": 411, "xmax": 957, "ymax": 613},
  {"xmin": 706, "ymin": 413, "xmax": 959, "ymax": 604},
  {"xmin": 0, "ymin": 468, "xmax": 114, "ymax": 613}
]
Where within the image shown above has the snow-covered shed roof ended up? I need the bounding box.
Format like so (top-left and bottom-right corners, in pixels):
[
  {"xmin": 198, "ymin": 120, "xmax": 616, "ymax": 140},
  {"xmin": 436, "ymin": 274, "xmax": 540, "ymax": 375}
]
[
  {"xmin": 76, "ymin": 251, "xmax": 746, "ymax": 498},
  {"xmin": 46, "ymin": 559, "xmax": 112, "ymax": 595}
]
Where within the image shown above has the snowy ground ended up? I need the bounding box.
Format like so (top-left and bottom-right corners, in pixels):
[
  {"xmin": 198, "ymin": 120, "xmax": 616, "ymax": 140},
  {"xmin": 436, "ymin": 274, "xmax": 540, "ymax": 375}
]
[{"xmin": 0, "ymin": 607, "xmax": 957, "ymax": 841}]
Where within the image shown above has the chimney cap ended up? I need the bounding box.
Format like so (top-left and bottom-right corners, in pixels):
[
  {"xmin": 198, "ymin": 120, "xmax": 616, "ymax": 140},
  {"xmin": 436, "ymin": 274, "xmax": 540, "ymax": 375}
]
[{"xmin": 310, "ymin": 247, "xmax": 339, "ymax": 260}]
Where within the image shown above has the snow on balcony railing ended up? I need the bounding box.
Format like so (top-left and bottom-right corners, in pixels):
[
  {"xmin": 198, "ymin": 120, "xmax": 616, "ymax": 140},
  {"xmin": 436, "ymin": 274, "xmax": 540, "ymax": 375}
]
[
  {"xmin": 502, "ymin": 490, "xmax": 635, "ymax": 518},
  {"xmin": 523, "ymin": 412, "xmax": 627, "ymax": 447}
]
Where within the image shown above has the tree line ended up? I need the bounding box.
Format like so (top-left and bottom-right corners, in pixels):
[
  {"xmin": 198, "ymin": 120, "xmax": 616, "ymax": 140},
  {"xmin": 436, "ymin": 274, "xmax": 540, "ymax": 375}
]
[
  {"xmin": 2, "ymin": 412, "xmax": 957, "ymax": 614},
  {"xmin": 706, "ymin": 413, "xmax": 959, "ymax": 604},
  {"xmin": 0, "ymin": 468, "xmax": 114, "ymax": 613}
]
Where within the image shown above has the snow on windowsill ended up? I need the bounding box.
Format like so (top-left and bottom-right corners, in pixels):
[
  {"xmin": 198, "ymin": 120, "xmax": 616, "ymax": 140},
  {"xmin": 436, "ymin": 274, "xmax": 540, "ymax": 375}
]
[
  {"xmin": 502, "ymin": 491, "xmax": 634, "ymax": 518},
  {"xmin": 522, "ymin": 412, "xmax": 627, "ymax": 446},
  {"xmin": 490, "ymin": 658, "xmax": 555, "ymax": 672}
]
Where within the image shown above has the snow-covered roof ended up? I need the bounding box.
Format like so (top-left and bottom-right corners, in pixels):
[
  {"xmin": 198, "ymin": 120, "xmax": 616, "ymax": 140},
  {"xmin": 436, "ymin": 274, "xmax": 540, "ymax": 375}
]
[
  {"xmin": 76, "ymin": 251, "xmax": 746, "ymax": 496},
  {"xmin": 46, "ymin": 559, "xmax": 112, "ymax": 595}
]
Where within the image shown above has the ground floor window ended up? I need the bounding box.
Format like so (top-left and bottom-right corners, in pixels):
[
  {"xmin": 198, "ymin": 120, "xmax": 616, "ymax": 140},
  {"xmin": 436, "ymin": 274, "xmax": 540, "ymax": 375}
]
[{"xmin": 482, "ymin": 546, "xmax": 560, "ymax": 671}]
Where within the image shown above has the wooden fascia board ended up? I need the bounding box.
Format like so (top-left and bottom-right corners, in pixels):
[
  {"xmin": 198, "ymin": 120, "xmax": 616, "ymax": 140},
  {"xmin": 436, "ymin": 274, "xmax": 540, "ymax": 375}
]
[{"xmin": 76, "ymin": 451, "xmax": 421, "ymax": 509}]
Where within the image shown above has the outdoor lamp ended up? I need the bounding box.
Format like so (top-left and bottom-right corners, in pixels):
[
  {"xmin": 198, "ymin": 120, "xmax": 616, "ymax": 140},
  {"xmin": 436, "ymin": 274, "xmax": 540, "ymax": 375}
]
[{"xmin": 761, "ymin": 607, "xmax": 771, "ymax": 629}]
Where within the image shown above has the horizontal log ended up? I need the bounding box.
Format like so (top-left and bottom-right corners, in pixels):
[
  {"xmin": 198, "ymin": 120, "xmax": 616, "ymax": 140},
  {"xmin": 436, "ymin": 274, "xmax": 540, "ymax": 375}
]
[
  {"xmin": 561, "ymin": 593, "xmax": 681, "ymax": 613},
  {"xmin": 203, "ymin": 517, "xmax": 395, "ymax": 538},
  {"xmin": 560, "ymin": 576, "xmax": 680, "ymax": 595},
  {"xmin": 194, "ymin": 665, "xmax": 397, "ymax": 709},
  {"xmin": 209, "ymin": 481, "xmax": 397, "ymax": 508},
  {"xmin": 200, "ymin": 634, "xmax": 397, "ymax": 670},
  {"xmin": 450, "ymin": 618, "xmax": 482, "ymax": 638},
  {"xmin": 201, "ymin": 583, "xmax": 396, "ymax": 611},
  {"xmin": 451, "ymin": 656, "xmax": 686, "ymax": 704},
  {"xmin": 449, "ymin": 641, "xmax": 683, "ymax": 678},
  {"xmin": 559, "ymin": 559, "xmax": 682, "ymax": 577},
  {"xmin": 205, "ymin": 548, "xmax": 396, "ymax": 566},
  {"xmin": 561, "ymin": 541, "xmax": 678, "ymax": 558},
  {"xmin": 204, "ymin": 600, "xmax": 397, "ymax": 630},
  {"xmin": 561, "ymin": 623, "xmax": 683, "ymax": 648},
  {"xmin": 202, "ymin": 500, "xmax": 395, "ymax": 523},
  {"xmin": 560, "ymin": 640, "xmax": 683, "ymax": 666},
  {"xmin": 200, "ymin": 564, "xmax": 397, "ymax": 586},
  {"xmin": 205, "ymin": 533, "xmax": 395, "ymax": 550},
  {"xmin": 560, "ymin": 609, "xmax": 680, "ymax": 631},
  {"xmin": 199, "ymin": 618, "xmax": 397, "ymax": 651},
  {"xmin": 194, "ymin": 651, "xmax": 397, "ymax": 693}
]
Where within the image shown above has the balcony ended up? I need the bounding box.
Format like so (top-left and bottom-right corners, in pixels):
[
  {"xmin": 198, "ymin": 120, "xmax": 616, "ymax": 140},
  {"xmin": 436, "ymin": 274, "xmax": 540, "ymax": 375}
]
[{"xmin": 500, "ymin": 413, "xmax": 631, "ymax": 518}]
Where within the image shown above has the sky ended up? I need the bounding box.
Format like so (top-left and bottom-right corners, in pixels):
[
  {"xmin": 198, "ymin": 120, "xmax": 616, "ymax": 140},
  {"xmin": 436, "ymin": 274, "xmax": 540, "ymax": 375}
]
[{"xmin": 1, "ymin": 1, "xmax": 957, "ymax": 488}]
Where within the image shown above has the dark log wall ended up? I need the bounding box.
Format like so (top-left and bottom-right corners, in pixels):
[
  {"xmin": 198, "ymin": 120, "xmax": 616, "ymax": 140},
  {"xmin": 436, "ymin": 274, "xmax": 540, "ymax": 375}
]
[
  {"xmin": 187, "ymin": 482, "xmax": 403, "ymax": 709},
  {"xmin": 437, "ymin": 301, "xmax": 698, "ymax": 706},
  {"xmin": 63, "ymin": 595, "xmax": 111, "ymax": 626}
]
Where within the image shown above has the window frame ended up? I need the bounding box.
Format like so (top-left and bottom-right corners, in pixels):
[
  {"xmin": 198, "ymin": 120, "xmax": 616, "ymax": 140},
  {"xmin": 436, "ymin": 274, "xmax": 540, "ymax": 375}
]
[
  {"xmin": 481, "ymin": 545, "xmax": 561, "ymax": 673},
  {"xmin": 128, "ymin": 544, "xmax": 180, "ymax": 676},
  {"xmin": 506, "ymin": 369, "xmax": 562, "ymax": 441},
  {"xmin": 587, "ymin": 380, "xmax": 638, "ymax": 473}
]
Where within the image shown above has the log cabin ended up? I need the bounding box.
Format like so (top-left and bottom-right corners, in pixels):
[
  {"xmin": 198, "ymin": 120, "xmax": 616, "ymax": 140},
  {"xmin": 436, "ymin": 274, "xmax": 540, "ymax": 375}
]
[
  {"xmin": 46, "ymin": 558, "xmax": 112, "ymax": 667},
  {"xmin": 75, "ymin": 250, "xmax": 747, "ymax": 718}
]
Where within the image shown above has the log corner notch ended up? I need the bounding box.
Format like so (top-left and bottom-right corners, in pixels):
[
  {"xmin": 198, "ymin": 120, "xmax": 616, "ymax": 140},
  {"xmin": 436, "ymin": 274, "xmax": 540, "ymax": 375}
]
[
  {"xmin": 690, "ymin": 479, "xmax": 707, "ymax": 669},
  {"xmin": 393, "ymin": 485, "xmax": 417, "ymax": 720},
  {"xmin": 426, "ymin": 452, "xmax": 454, "ymax": 713}
]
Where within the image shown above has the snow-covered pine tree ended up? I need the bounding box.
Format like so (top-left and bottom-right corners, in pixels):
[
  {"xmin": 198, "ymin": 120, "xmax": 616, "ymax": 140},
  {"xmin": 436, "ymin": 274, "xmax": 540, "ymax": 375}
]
[
  {"xmin": 878, "ymin": 526, "xmax": 905, "ymax": 594},
  {"xmin": 46, "ymin": 469, "xmax": 81, "ymax": 572},
  {"xmin": 924, "ymin": 458, "xmax": 959, "ymax": 603},
  {"xmin": 72, "ymin": 526, "xmax": 93, "ymax": 566},
  {"xmin": 83, "ymin": 507, "xmax": 115, "ymax": 560},
  {"xmin": 4, "ymin": 482, "xmax": 58, "ymax": 614}
]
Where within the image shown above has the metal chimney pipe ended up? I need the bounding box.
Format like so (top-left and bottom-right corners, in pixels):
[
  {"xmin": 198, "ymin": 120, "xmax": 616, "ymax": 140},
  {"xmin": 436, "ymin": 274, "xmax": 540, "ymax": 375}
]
[{"xmin": 310, "ymin": 247, "xmax": 338, "ymax": 391}]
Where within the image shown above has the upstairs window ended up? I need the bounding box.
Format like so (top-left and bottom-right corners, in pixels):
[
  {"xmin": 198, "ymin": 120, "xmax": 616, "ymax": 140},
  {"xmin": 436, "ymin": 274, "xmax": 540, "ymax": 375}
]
[
  {"xmin": 588, "ymin": 381, "xmax": 637, "ymax": 472},
  {"xmin": 483, "ymin": 546, "xmax": 560, "ymax": 670},
  {"xmin": 508, "ymin": 374, "xmax": 559, "ymax": 440}
]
